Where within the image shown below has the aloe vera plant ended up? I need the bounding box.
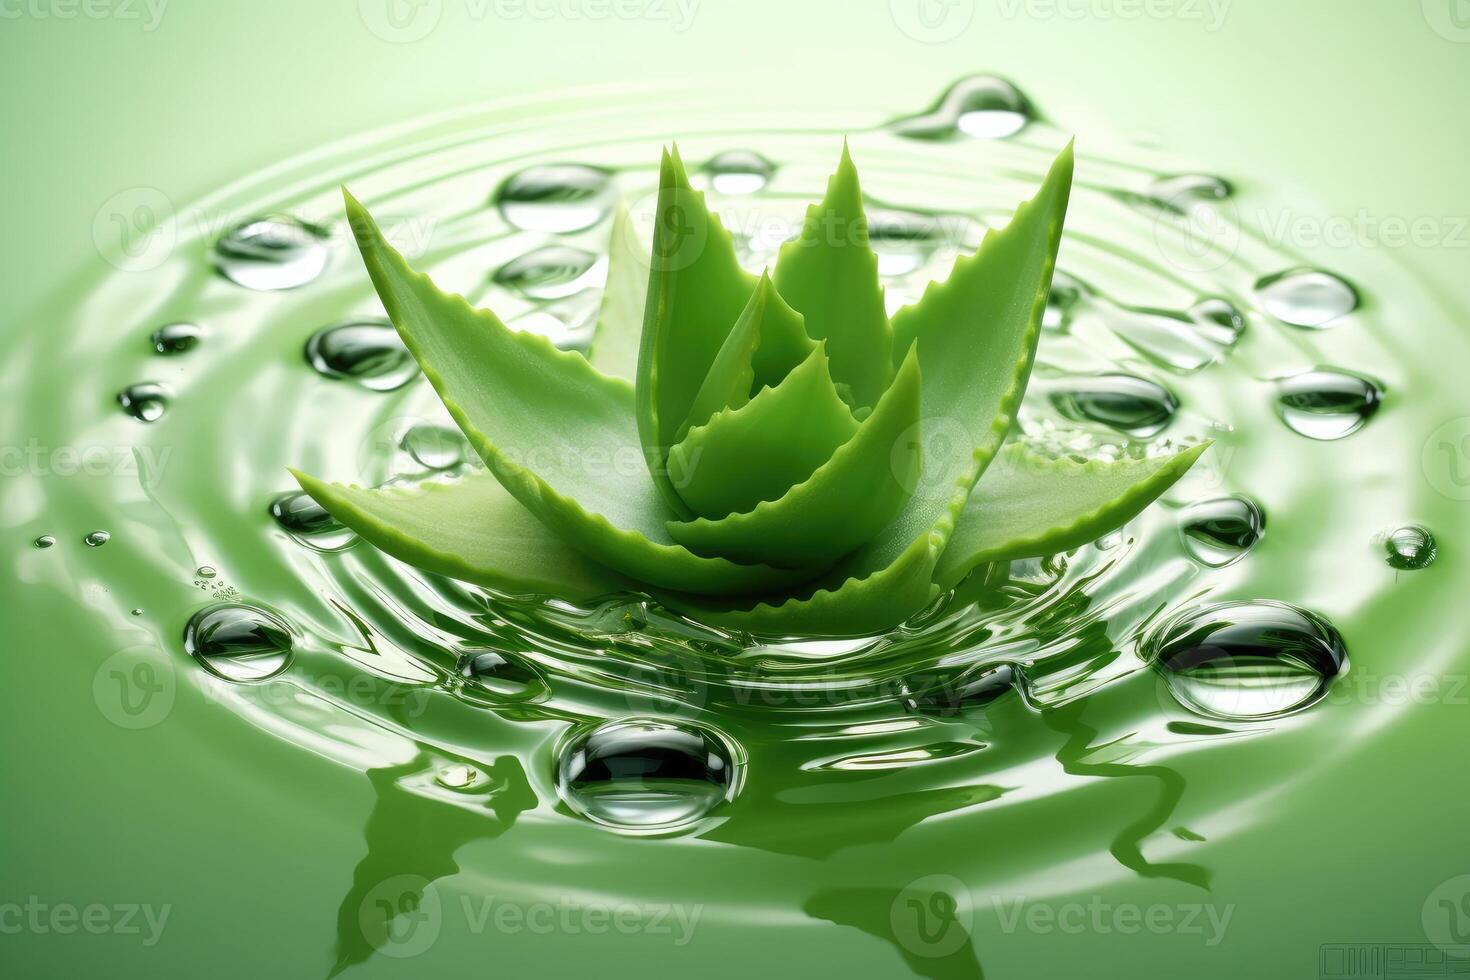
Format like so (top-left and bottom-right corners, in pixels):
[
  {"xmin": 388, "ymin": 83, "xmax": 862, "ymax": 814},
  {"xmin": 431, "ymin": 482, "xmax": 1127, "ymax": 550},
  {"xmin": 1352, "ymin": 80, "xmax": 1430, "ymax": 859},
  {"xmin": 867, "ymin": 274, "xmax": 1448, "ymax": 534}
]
[{"xmin": 293, "ymin": 141, "xmax": 1206, "ymax": 637}]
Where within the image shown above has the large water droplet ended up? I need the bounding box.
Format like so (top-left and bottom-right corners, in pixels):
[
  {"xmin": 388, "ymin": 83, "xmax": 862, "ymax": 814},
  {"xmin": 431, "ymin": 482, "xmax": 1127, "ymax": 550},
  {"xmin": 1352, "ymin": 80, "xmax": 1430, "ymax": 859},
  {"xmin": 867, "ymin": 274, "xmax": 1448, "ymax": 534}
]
[
  {"xmin": 33, "ymin": 535, "xmax": 55, "ymax": 549},
  {"xmin": 1255, "ymin": 269, "xmax": 1358, "ymax": 329},
  {"xmin": 84, "ymin": 530, "xmax": 111, "ymax": 547},
  {"xmin": 402, "ymin": 424, "xmax": 467, "ymax": 471},
  {"xmin": 893, "ymin": 75, "xmax": 1032, "ymax": 140},
  {"xmin": 556, "ymin": 717, "xmax": 743, "ymax": 834},
  {"xmin": 184, "ymin": 602, "xmax": 294, "ymax": 682},
  {"xmin": 706, "ymin": 150, "xmax": 775, "ymax": 195},
  {"xmin": 1147, "ymin": 174, "xmax": 1233, "ymax": 212},
  {"xmin": 116, "ymin": 382, "xmax": 171, "ymax": 423},
  {"xmin": 457, "ymin": 651, "xmax": 548, "ymax": 704},
  {"xmin": 495, "ymin": 164, "xmax": 615, "ymax": 233},
  {"xmin": 493, "ymin": 245, "xmax": 600, "ymax": 300},
  {"xmin": 1275, "ymin": 370, "xmax": 1381, "ymax": 440},
  {"xmin": 1048, "ymin": 374, "xmax": 1179, "ymax": 437},
  {"xmin": 214, "ymin": 215, "xmax": 330, "ymax": 291},
  {"xmin": 1145, "ymin": 600, "xmax": 1346, "ymax": 720},
  {"xmin": 269, "ymin": 491, "xmax": 357, "ymax": 552},
  {"xmin": 435, "ymin": 764, "xmax": 490, "ymax": 793},
  {"xmin": 304, "ymin": 319, "xmax": 419, "ymax": 392},
  {"xmin": 150, "ymin": 322, "xmax": 201, "ymax": 355},
  {"xmin": 1105, "ymin": 298, "xmax": 1245, "ymax": 372},
  {"xmin": 1179, "ymin": 495, "xmax": 1264, "ymax": 567},
  {"xmin": 1383, "ymin": 525, "xmax": 1437, "ymax": 571}
]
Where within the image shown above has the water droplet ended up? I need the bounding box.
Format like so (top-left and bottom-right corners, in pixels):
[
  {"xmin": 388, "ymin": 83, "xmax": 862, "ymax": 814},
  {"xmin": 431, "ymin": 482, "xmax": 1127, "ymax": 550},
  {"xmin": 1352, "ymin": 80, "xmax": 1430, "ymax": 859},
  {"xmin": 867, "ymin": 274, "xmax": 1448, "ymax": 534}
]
[
  {"xmin": 867, "ymin": 207, "xmax": 947, "ymax": 277},
  {"xmin": 1106, "ymin": 296, "xmax": 1245, "ymax": 372},
  {"xmin": 1147, "ymin": 174, "xmax": 1233, "ymax": 212},
  {"xmin": 184, "ymin": 602, "xmax": 294, "ymax": 682},
  {"xmin": 1383, "ymin": 525, "xmax": 1437, "ymax": 571},
  {"xmin": 903, "ymin": 664, "xmax": 1018, "ymax": 716},
  {"xmin": 196, "ymin": 565, "xmax": 218, "ymax": 579},
  {"xmin": 268, "ymin": 492, "xmax": 356, "ymax": 552},
  {"xmin": 1255, "ymin": 269, "xmax": 1358, "ymax": 329},
  {"xmin": 556, "ymin": 717, "xmax": 743, "ymax": 834},
  {"xmin": 492, "ymin": 245, "xmax": 600, "ymax": 300},
  {"xmin": 116, "ymin": 382, "xmax": 171, "ymax": 423},
  {"xmin": 1048, "ymin": 374, "xmax": 1179, "ymax": 437},
  {"xmin": 893, "ymin": 75, "xmax": 1032, "ymax": 140},
  {"xmin": 1179, "ymin": 495, "xmax": 1264, "ymax": 567},
  {"xmin": 33, "ymin": 535, "xmax": 55, "ymax": 549},
  {"xmin": 435, "ymin": 764, "xmax": 489, "ymax": 792},
  {"xmin": 706, "ymin": 150, "xmax": 776, "ymax": 195},
  {"xmin": 1275, "ymin": 369, "xmax": 1381, "ymax": 440},
  {"xmin": 495, "ymin": 164, "xmax": 615, "ymax": 233},
  {"xmin": 149, "ymin": 322, "xmax": 202, "ymax": 355},
  {"xmin": 401, "ymin": 424, "xmax": 467, "ymax": 470},
  {"xmin": 304, "ymin": 319, "xmax": 419, "ymax": 392},
  {"xmin": 1043, "ymin": 271, "xmax": 1086, "ymax": 331},
  {"xmin": 84, "ymin": 530, "xmax": 111, "ymax": 547},
  {"xmin": 457, "ymin": 651, "xmax": 548, "ymax": 703},
  {"xmin": 1145, "ymin": 600, "xmax": 1347, "ymax": 721},
  {"xmin": 131, "ymin": 608, "xmax": 144, "ymax": 617},
  {"xmin": 214, "ymin": 215, "xmax": 330, "ymax": 291}
]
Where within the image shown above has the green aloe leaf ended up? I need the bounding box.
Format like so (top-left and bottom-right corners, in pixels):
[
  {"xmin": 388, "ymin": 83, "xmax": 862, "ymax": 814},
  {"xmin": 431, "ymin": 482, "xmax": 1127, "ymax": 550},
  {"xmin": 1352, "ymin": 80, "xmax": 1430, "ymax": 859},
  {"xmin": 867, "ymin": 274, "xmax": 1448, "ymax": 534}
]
[
  {"xmin": 772, "ymin": 141, "xmax": 892, "ymax": 411},
  {"xmin": 667, "ymin": 345, "xmax": 923, "ymax": 570},
  {"xmin": 679, "ymin": 272, "xmax": 814, "ymax": 440},
  {"xmin": 636, "ymin": 146, "xmax": 759, "ymax": 511},
  {"xmin": 585, "ymin": 202, "xmax": 646, "ymax": 383},
  {"xmin": 933, "ymin": 442, "xmax": 1209, "ymax": 589},
  {"xmin": 332, "ymin": 189, "xmax": 808, "ymax": 596},
  {"xmin": 668, "ymin": 342, "xmax": 857, "ymax": 520},
  {"xmin": 675, "ymin": 142, "xmax": 1076, "ymax": 634},
  {"xmin": 291, "ymin": 469, "xmax": 629, "ymax": 599}
]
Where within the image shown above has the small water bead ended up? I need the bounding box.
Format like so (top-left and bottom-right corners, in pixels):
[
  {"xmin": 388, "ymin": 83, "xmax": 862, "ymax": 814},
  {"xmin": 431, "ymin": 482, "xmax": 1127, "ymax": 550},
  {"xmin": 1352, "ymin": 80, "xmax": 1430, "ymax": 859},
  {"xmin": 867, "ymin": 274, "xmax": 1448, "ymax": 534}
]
[
  {"xmin": 268, "ymin": 491, "xmax": 356, "ymax": 552},
  {"xmin": 83, "ymin": 530, "xmax": 111, "ymax": 547},
  {"xmin": 435, "ymin": 764, "xmax": 490, "ymax": 793},
  {"xmin": 401, "ymin": 424, "xmax": 467, "ymax": 471},
  {"xmin": 304, "ymin": 319, "xmax": 419, "ymax": 392},
  {"xmin": 116, "ymin": 382, "xmax": 171, "ymax": 423},
  {"xmin": 1048, "ymin": 374, "xmax": 1179, "ymax": 437},
  {"xmin": 196, "ymin": 565, "xmax": 218, "ymax": 579},
  {"xmin": 1255, "ymin": 269, "xmax": 1358, "ymax": 329},
  {"xmin": 1383, "ymin": 525, "xmax": 1437, "ymax": 571},
  {"xmin": 556, "ymin": 717, "xmax": 743, "ymax": 834},
  {"xmin": 33, "ymin": 535, "xmax": 56, "ymax": 549},
  {"xmin": 1146, "ymin": 174, "xmax": 1233, "ymax": 213},
  {"xmin": 494, "ymin": 164, "xmax": 615, "ymax": 233},
  {"xmin": 706, "ymin": 150, "xmax": 776, "ymax": 195},
  {"xmin": 493, "ymin": 245, "xmax": 600, "ymax": 300},
  {"xmin": 214, "ymin": 215, "xmax": 330, "ymax": 291},
  {"xmin": 1275, "ymin": 370, "xmax": 1381, "ymax": 440},
  {"xmin": 1145, "ymin": 600, "xmax": 1347, "ymax": 721},
  {"xmin": 457, "ymin": 651, "xmax": 548, "ymax": 703},
  {"xmin": 867, "ymin": 208, "xmax": 946, "ymax": 277},
  {"xmin": 1105, "ymin": 297, "xmax": 1245, "ymax": 372},
  {"xmin": 131, "ymin": 608, "xmax": 143, "ymax": 617},
  {"xmin": 149, "ymin": 322, "xmax": 201, "ymax": 355},
  {"xmin": 183, "ymin": 602, "xmax": 294, "ymax": 682},
  {"xmin": 1179, "ymin": 495, "xmax": 1265, "ymax": 567},
  {"xmin": 892, "ymin": 75, "xmax": 1032, "ymax": 140}
]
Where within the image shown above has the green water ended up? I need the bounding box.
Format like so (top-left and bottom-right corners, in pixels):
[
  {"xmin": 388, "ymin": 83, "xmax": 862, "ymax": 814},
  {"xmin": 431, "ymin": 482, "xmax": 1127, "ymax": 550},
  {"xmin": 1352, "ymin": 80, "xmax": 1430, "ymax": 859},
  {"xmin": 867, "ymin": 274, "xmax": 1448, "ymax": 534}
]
[{"xmin": 5, "ymin": 7, "xmax": 1470, "ymax": 980}]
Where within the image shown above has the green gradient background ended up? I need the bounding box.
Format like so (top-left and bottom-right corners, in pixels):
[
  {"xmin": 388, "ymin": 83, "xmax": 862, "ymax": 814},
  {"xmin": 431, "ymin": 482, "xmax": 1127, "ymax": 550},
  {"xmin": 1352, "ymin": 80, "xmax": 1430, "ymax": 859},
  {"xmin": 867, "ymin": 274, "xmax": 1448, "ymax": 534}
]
[{"xmin": 3, "ymin": 2, "xmax": 1469, "ymax": 979}]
